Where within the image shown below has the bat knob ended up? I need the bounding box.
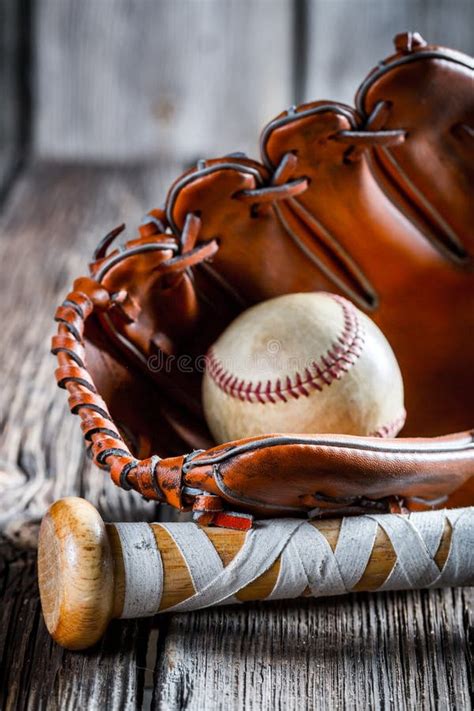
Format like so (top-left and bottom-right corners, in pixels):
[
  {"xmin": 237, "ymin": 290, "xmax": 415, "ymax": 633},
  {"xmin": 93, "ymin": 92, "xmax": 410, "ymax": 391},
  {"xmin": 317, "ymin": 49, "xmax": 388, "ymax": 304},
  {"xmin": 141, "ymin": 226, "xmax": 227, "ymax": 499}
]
[{"xmin": 38, "ymin": 497, "xmax": 115, "ymax": 650}]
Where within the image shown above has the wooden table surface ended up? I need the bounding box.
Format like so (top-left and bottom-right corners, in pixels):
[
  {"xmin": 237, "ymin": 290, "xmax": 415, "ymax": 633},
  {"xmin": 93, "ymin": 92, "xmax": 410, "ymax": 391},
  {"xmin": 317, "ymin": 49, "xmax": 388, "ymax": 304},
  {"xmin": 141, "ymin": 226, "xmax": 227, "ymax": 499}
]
[{"xmin": 0, "ymin": 161, "xmax": 472, "ymax": 710}]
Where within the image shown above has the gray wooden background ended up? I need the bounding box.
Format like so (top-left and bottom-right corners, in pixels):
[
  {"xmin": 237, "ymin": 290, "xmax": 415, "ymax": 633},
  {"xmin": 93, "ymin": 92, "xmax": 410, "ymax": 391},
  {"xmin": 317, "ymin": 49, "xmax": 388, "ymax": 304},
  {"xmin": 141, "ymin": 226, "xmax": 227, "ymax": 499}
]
[{"xmin": 0, "ymin": 2, "xmax": 472, "ymax": 710}]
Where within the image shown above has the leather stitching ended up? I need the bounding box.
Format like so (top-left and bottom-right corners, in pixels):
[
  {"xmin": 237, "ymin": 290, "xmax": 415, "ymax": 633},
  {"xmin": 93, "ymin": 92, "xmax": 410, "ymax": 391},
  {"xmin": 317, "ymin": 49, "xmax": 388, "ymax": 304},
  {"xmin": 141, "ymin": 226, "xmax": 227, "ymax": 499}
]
[{"xmin": 206, "ymin": 294, "xmax": 364, "ymax": 404}]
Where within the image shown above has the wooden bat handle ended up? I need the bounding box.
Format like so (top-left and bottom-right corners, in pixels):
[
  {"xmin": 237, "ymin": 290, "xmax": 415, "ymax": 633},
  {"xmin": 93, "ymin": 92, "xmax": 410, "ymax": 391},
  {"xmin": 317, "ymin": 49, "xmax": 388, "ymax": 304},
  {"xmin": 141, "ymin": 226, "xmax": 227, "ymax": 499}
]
[{"xmin": 38, "ymin": 497, "xmax": 456, "ymax": 650}]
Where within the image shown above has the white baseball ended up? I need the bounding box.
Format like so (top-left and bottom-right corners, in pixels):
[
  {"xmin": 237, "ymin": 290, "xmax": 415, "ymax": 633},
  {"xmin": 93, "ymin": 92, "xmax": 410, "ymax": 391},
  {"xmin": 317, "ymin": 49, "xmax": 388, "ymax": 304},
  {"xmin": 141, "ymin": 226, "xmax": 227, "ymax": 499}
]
[{"xmin": 202, "ymin": 292, "xmax": 405, "ymax": 444}]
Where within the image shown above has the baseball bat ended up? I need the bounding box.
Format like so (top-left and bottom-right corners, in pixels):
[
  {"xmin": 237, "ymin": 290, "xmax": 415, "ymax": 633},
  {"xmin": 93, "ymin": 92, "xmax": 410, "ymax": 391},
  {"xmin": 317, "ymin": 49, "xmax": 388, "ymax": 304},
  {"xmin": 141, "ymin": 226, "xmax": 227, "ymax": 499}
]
[{"xmin": 38, "ymin": 498, "xmax": 474, "ymax": 650}]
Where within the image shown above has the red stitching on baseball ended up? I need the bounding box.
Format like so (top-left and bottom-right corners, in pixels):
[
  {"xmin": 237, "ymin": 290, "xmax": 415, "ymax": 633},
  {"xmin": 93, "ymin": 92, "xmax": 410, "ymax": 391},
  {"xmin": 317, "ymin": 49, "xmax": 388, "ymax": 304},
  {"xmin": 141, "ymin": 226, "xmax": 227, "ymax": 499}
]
[
  {"xmin": 371, "ymin": 410, "xmax": 407, "ymax": 438},
  {"xmin": 206, "ymin": 295, "xmax": 365, "ymax": 404}
]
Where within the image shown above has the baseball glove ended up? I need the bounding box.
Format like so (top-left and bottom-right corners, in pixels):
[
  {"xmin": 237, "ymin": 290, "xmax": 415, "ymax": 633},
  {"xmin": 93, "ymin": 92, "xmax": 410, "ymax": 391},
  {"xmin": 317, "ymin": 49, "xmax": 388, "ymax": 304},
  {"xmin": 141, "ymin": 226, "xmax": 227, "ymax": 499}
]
[{"xmin": 53, "ymin": 32, "xmax": 474, "ymax": 529}]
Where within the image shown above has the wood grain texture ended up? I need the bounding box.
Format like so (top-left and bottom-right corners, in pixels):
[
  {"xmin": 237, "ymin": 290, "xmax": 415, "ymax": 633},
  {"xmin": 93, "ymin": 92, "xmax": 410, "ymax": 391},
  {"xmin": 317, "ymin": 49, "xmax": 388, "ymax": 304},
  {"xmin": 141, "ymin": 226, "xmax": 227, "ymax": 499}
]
[
  {"xmin": 303, "ymin": 0, "xmax": 474, "ymax": 106},
  {"xmin": 154, "ymin": 589, "xmax": 473, "ymax": 710},
  {"xmin": 34, "ymin": 0, "xmax": 294, "ymax": 163}
]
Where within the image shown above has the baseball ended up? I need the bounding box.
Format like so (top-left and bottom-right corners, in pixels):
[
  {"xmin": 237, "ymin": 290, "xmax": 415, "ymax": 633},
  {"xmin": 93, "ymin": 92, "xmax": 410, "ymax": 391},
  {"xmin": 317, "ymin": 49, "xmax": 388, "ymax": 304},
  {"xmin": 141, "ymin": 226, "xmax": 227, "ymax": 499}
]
[{"xmin": 202, "ymin": 292, "xmax": 405, "ymax": 443}]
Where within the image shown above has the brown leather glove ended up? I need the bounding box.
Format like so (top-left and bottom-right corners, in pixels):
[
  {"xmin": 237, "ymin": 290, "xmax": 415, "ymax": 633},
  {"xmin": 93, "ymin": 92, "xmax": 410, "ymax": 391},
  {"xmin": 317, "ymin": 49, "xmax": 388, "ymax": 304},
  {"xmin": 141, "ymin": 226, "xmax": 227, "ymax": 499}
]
[{"xmin": 53, "ymin": 32, "xmax": 474, "ymax": 529}]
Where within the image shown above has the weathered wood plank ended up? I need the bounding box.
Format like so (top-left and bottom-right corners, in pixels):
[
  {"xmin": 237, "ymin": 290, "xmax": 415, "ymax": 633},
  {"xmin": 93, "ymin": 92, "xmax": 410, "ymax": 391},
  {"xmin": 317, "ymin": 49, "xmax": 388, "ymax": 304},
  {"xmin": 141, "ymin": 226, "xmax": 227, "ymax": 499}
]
[
  {"xmin": 303, "ymin": 0, "xmax": 474, "ymax": 106},
  {"xmin": 34, "ymin": 0, "xmax": 294, "ymax": 163},
  {"xmin": 154, "ymin": 588, "xmax": 473, "ymax": 710},
  {"xmin": 0, "ymin": 162, "xmax": 182, "ymax": 532}
]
